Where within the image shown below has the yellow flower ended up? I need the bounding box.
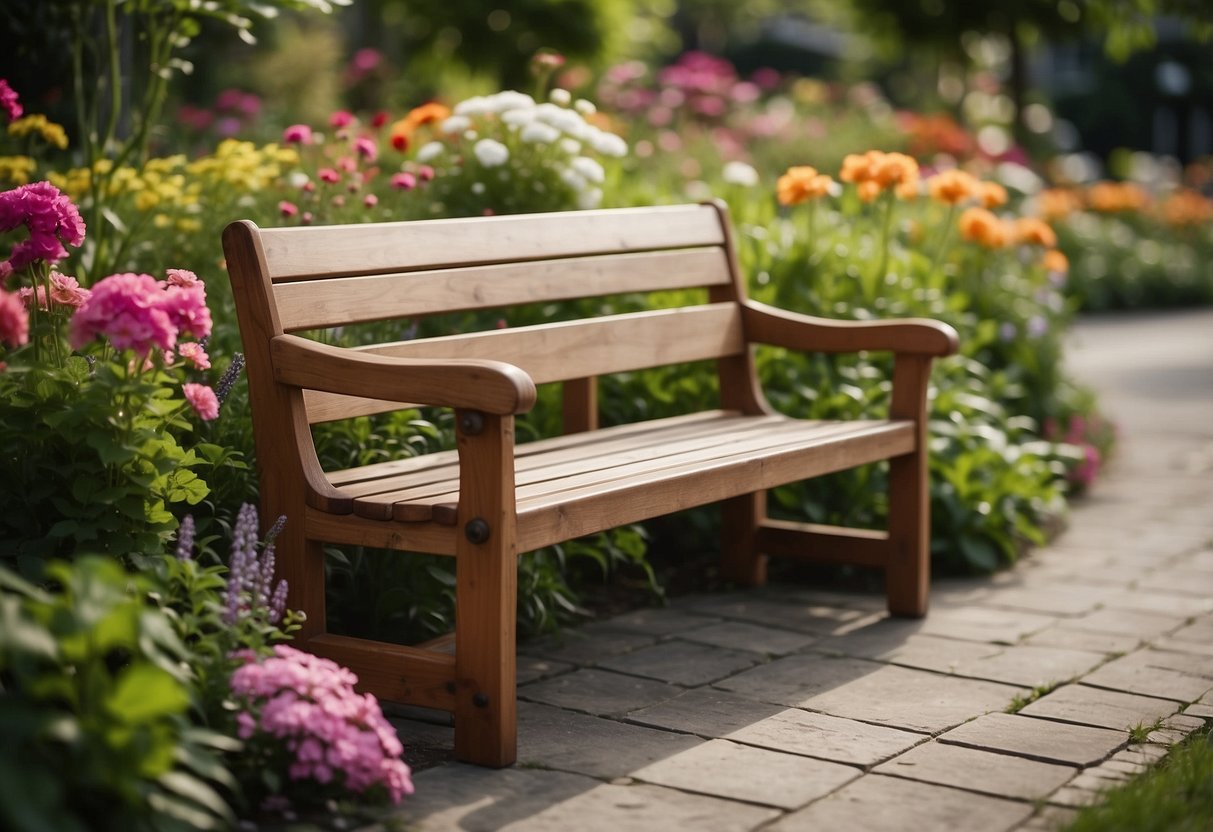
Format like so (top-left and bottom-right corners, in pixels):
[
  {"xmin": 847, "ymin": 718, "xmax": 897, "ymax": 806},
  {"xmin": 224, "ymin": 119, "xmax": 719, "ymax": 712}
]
[
  {"xmin": 7, "ymin": 114, "xmax": 69, "ymax": 149},
  {"xmin": 1013, "ymin": 217, "xmax": 1057, "ymax": 248},
  {"xmin": 776, "ymin": 166, "xmax": 834, "ymax": 205},
  {"xmin": 958, "ymin": 207, "xmax": 1008, "ymax": 248},
  {"xmin": 927, "ymin": 169, "xmax": 978, "ymax": 205},
  {"xmin": 0, "ymin": 155, "xmax": 37, "ymax": 185}
]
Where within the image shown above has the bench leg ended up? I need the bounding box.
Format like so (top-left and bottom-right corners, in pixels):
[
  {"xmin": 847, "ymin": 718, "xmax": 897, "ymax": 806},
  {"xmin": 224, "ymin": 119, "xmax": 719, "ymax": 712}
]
[
  {"xmin": 885, "ymin": 449, "xmax": 930, "ymax": 617},
  {"xmin": 719, "ymin": 492, "xmax": 768, "ymax": 586}
]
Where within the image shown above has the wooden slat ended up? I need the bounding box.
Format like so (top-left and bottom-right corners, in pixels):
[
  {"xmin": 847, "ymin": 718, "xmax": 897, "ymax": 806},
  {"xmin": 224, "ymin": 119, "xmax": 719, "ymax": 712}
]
[
  {"xmin": 259, "ymin": 204, "xmax": 726, "ymax": 281},
  {"xmin": 305, "ymin": 634, "xmax": 456, "ymax": 711},
  {"xmin": 757, "ymin": 520, "xmax": 891, "ymax": 568},
  {"xmin": 304, "ymin": 506, "xmax": 457, "ymax": 555},
  {"xmin": 275, "ymin": 248, "xmax": 731, "ymax": 331},
  {"xmin": 300, "ymin": 304, "xmax": 745, "ymax": 423}
]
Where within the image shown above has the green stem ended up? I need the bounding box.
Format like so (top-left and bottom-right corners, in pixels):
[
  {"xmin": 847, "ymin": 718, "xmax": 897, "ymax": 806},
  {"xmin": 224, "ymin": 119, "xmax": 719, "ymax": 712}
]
[
  {"xmin": 102, "ymin": 0, "xmax": 122, "ymax": 157},
  {"xmin": 869, "ymin": 191, "xmax": 894, "ymax": 303},
  {"xmin": 928, "ymin": 203, "xmax": 957, "ymax": 291}
]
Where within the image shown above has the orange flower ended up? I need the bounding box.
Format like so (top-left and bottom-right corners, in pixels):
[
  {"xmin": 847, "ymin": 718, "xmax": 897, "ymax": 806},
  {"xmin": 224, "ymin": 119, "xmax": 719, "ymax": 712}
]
[
  {"xmin": 895, "ymin": 178, "xmax": 920, "ymax": 200},
  {"xmin": 857, "ymin": 179, "xmax": 882, "ymax": 203},
  {"xmin": 958, "ymin": 207, "xmax": 1008, "ymax": 248},
  {"xmin": 389, "ymin": 102, "xmax": 453, "ymax": 154},
  {"xmin": 841, "ymin": 149, "xmax": 918, "ymax": 200},
  {"xmin": 1085, "ymin": 181, "xmax": 1149, "ymax": 213},
  {"xmin": 870, "ymin": 151, "xmax": 918, "ymax": 188},
  {"xmin": 1036, "ymin": 188, "xmax": 1082, "ymax": 221},
  {"xmin": 927, "ymin": 169, "xmax": 978, "ymax": 205},
  {"xmin": 975, "ymin": 180, "xmax": 1008, "ymax": 208},
  {"xmin": 1041, "ymin": 249, "xmax": 1069, "ymax": 274},
  {"xmin": 777, "ymin": 166, "xmax": 834, "ymax": 205},
  {"xmin": 1158, "ymin": 189, "xmax": 1213, "ymax": 226},
  {"xmin": 1013, "ymin": 217, "xmax": 1058, "ymax": 248},
  {"xmin": 839, "ymin": 151, "xmax": 878, "ymax": 184}
]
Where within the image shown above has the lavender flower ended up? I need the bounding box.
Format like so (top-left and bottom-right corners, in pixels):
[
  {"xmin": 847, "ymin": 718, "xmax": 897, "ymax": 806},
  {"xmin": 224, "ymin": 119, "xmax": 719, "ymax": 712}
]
[
  {"xmin": 215, "ymin": 353, "xmax": 245, "ymax": 406},
  {"xmin": 222, "ymin": 503, "xmax": 290, "ymax": 626},
  {"xmin": 174, "ymin": 515, "xmax": 196, "ymax": 561}
]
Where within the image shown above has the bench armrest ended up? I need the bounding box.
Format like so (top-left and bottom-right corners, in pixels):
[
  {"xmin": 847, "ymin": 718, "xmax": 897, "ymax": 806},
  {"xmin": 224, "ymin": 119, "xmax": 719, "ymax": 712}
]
[
  {"xmin": 270, "ymin": 334, "xmax": 537, "ymax": 415},
  {"xmin": 742, "ymin": 301, "xmax": 959, "ymax": 357}
]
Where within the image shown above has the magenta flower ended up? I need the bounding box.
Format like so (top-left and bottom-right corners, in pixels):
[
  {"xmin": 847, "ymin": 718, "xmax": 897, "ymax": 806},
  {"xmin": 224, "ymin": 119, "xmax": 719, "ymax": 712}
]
[
  {"xmin": 279, "ymin": 200, "xmax": 299, "ymax": 217},
  {"xmin": 164, "ymin": 268, "xmax": 200, "ymax": 287},
  {"xmin": 49, "ymin": 272, "xmax": 90, "ymax": 308},
  {"xmin": 390, "ymin": 172, "xmax": 416, "ymax": 190},
  {"xmin": 0, "ymin": 79, "xmax": 21, "ymax": 122},
  {"xmin": 230, "ymin": 645, "xmax": 414, "ymax": 805},
  {"xmin": 183, "ymin": 383, "xmax": 219, "ymax": 420},
  {"xmin": 0, "ymin": 181, "xmax": 87, "ymax": 271},
  {"xmin": 177, "ymin": 341, "xmax": 210, "ymax": 370},
  {"xmin": 353, "ymin": 137, "xmax": 378, "ymax": 162},
  {"xmin": 282, "ymin": 124, "xmax": 313, "ymax": 145},
  {"xmin": 363, "ymin": 193, "xmax": 378, "ymax": 208},
  {"xmin": 329, "ymin": 110, "xmax": 354, "ymax": 129},
  {"xmin": 69, "ymin": 272, "xmax": 175, "ymax": 353},
  {"xmin": 318, "ymin": 168, "xmax": 340, "ymax": 184},
  {"xmin": 160, "ymin": 279, "xmax": 213, "ymax": 341},
  {"xmin": 0, "ymin": 288, "xmax": 29, "ymax": 347}
]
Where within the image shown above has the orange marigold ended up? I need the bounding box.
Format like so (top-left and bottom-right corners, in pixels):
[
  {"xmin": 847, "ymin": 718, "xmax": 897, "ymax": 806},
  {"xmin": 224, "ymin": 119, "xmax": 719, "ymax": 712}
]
[
  {"xmin": 777, "ymin": 166, "xmax": 834, "ymax": 205},
  {"xmin": 870, "ymin": 151, "xmax": 919, "ymax": 188},
  {"xmin": 839, "ymin": 151, "xmax": 878, "ymax": 184},
  {"xmin": 927, "ymin": 169, "xmax": 978, "ymax": 205},
  {"xmin": 1085, "ymin": 181, "xmax": 1149, "ymax": 213},
  {"xmin": 1041, "ymin": 249, "xmax": 1069, "ymax": 274},
  {"xmin": 857, "ymin": 179, "xmax": 882, "ymax": 203},
  {"xmin": 1158, "ymin": 189, "xmax": 1213, "ymax": 227},
  {"xmin": 1013, "ymin": 217, "xmax": 1058, "ymax": 248},
  {"xmin": 976, "ymin": 180, "xmax": 1008, "ymax": 208},
  {"xmin": 1036, "ymin": 188, "xmax": 1082, "ymax": 221},
  {"xmin": 388, "ymin": 102, "xmax": 453, "ymax": 153},
  {"xmin": 958, "ymin": 207, "xmax": 1008, "ymax": 248}
]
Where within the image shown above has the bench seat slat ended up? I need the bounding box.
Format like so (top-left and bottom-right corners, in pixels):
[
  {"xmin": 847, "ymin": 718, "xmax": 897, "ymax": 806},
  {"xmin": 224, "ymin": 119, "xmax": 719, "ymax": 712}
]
[
  {"xmin": 260, "ymin": 204, "xmax": 726, "ymax": 281},
  {"xmin": 275, "ymin": 248, "xmax": 732, "ymax": 331}
]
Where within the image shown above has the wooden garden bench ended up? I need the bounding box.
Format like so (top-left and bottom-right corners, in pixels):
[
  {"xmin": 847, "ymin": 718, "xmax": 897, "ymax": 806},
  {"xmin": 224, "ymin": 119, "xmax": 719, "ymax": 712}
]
[{"xmin": 222, "ymin": 201, "xmax": 959, "ymax": 767}]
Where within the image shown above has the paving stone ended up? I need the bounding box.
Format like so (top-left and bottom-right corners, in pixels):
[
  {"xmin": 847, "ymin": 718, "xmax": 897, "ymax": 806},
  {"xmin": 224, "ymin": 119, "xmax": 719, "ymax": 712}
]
[
  {"xmin": 955, "ymin": 644, "xmax": 1107, "ymax": 687},
  {"xmin": 939, "ymin": 712, "xmax": 1126, "ymax": 766},
  {"xmin": 725, "ymin": 708, "xmax": 924, "ymax": 766},
  {"xmin": 795, "ymin": 664, "xmax": 1023, "ymax": 734},
  {"xmin": 1081, "ymin": 650, "xmax": 1213, "ymax": 701},
  {"xmin": 1111, "ymin": 743, "xmax": 1169, "ymax": 765},
  {"xmin": 1184, "ymin": 702, "xmax": 1213, "ymax": 718},
  {"xmin": 759, "ymin": 585, "xmax": 890, "ymax": 612},
  {"xmin": 1047, "ymin": 785, "xmax": 1101, "ymax": 808},
  {"xmin": 625, "ymin": 687, "xmax": 786, "ymax": 737},
  {"xmin": 675, "ymin": 594, "xmax": 870, "ymax": 634},
  {"xmin": 873, "ymin": 740, "xmax": 1076, "ymax": 800},
  {"xmin": 769, "ymin": 774, "xmax": 1034, "ymax": 832},
  {"xmin": 519, "ymin": 625, "xmax": 657, "ymax": 666},
  {"xmin": 981, "ymin": 585, "xmax": 1111, "ymax": 617},
  {"xmin": 516, "ymin": 655, "xmax": 575, "ymax": 685},
  {"xmin": 631, "ymin": 738, "xmax": 860, "ymax": 810},
  {"xmin": 1065, "ymin": 771, "xmax": 1123, "ymax": 792},
  {"xmin": 495, "ymin": 782, "xmax": 779, "ymax": 832},
  {"xmin": 515, "ymin": 701, "xmax": 702, "ymax": 780},
  {"xmin": 713, "ymin": 654, "xmax": 884, "ymax": 706},
  {"xmin": 1128, "ymin": 647, "xmax": 1213, "ymax": 678},
  {"xmin": 596, "ymin": 639, "xmax": 761, "ymax": 686},
  {"xmin": 1022, "ymin": 623, "xmax": 1143, "ymax": 655},
  {"xmin": 600, "ymin": 607, "xmax": 723, "ymax": 636},
  {"xmin": 1146, "ymin": 728, "xmax": 1188, "ymax": 745},
  {"xmin": 1018, "ymin": 684, "xmax": 1180, "ymax": 731},
  {"xmin": 1163, "ymin": 712, "xmax": 1208, "ymax": 733},
  {"xmin": 914, "ymin": 605, "xmax": 1059, "ymax": 644},
  {"xmin": 519, "ymin": 668, "xmax": 682, "ymax": 716},
  {"xmin": 1136, "ymin": 568, "xmax": 1213, "ymax": 597},
  {"xmin": 678, "ymin": 620, "xmax": 819, "ymax": 656},
  {"xmin": 1062, "ymin": 608, "xmax": 1189, "ymax": 638},
  {"xmin": 816, "ymin": 628, "xmax": 1001, "ymax": 674},
  {"xmin": 1101, "ymin": 589, "xmax": 1213, "ymax": 617},
  {"xmin": 1149, "ymin": 635, "xmax": 1213, "ymax": 657},
  {"xmin": 1100, "ymin": 758, "xmax": 1148, "ymax": 776},
  {"xmin": 397, "ymin": 766, "xmax": 607, "ymax": 830},
  {"xmin": 1017, "ymin": 806, "xmax": 1080, "ymax": 831}
]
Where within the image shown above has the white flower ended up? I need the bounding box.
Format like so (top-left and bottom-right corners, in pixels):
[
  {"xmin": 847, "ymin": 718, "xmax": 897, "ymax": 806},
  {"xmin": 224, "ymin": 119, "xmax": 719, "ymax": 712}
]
[
  {"xmin": 574, "ymin": 98, "xmax": 597, "ymax": 115},
  {"xmin": 533, "ymin": 102, "xmax": 586, "ymax": 135},
  {"xmin": 440, "ymin": 115, "xmax": 471, "ymax": 134},
  {"xmin": 578, "ymin": 187, "xmax": 603, "ymax": 209},
  {"xmin": 502, "ymin": 108, "xmax": 536, "ymax": 127},
  {"xmin": 453, "ymin": 96, "xmax": 492, "ymax": 116},
  {"xmin": 588, "ymin": 130, "xmax": 627, "ymax": 158},
  {"xmin": 416, "ymin": 141, "xmax": 444, "ymax": 163},
  {"xmin": 471, "ymin": 182, "xmax": 486, "ymax": 194},
  {"xmin": 520, "ymin": 121, "xmax": 561, "ymax": 145},
  {"xmin": 559, "ymin": 138, "xmax": 582, "ymax": 155},
  {"xmin": 549, "ymin": 88, "xmax": 572, "ymax": 106},
  {"xmin": 288, "ymin": 171, "xmax": 310, "ymax": 188},
  {"xmin": 571, "ymin": 156, "xmax": 605, "ymax": 184},
  {"xmin": 486, "ymin": 90, "xmax": 535, "ymax": 113},
  {"xmin": 560, "ymin": 168, "xmax": 587, "ymax": 192},
  {"xmin": 464, "ymin": 130, "xmax": 479, "ymax": 141},
  {"xmin": 473, "ymin": 138, "xmax": 510, "ymax": 168},
  {"xmin": 721, "ymin": 161, "xmax": 759, "ymax": 187}
]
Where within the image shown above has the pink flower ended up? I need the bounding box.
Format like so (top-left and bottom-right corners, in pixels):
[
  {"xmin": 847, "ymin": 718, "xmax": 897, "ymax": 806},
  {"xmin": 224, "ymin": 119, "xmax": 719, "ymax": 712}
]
[
  {"xmin": 353, "ymin": 137, "xmax": 378, "ymax": 161},
  {"xmin": 318, "ymin": 168, "xmax": 340, "ymax": 184},
  {"xmin": 363, "ymin": 194, "xmax": 378, "ymax": 208},
  {"xmin": 0, "ymin": 79, "xmax": 21, "ymax": 122},
  {"xmin": 0, "ymin": 288, "xmax": 29, "ymax": 347},
  {"xmin": 279, "ymin": 200, "xmax": 299, "ymax": 217},
  {"xmin": 416, "ymin": 165, "xmax": 435, "ymax": 182},
  {"xmin": 282, "ymin": 124, "xmax": 313, "ymax": 145},
  {"xmin": 329, "ymin": 110, "xmax": 354, "ymax": 129},
  {"xmin": 165, "ymin": 268, "xmax": 200, "ymax": 287},
  {"xmin": 69, "ymin": 272, "xmax": 176, "ymax": 353},
  {"xmin": 160, "ymin": 279, "xmax": 212, "ymax": 341},
  {"xmin": 177, "ymin": 341, "xmax": 211, "ymax": 370},
  {"xmin": 390, "ymin": 172, "xmax": 416, "ymax": 190},
  {"xmin": 0, "ymin": 181, "xmax": 87, "ymax": 271},
  {"xmin": 183, "ymin": 383, "xmax": 219, "ymax": 420},
  {"xmin": 49, "ymin": 272, "xmax": 90, "ymax": 308}
]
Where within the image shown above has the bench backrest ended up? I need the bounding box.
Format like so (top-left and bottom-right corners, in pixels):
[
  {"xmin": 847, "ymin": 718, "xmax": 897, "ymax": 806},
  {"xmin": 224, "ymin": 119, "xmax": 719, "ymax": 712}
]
[{"xmin": 223, "ymin": 202, "xmax": 767, "ymax": 496}]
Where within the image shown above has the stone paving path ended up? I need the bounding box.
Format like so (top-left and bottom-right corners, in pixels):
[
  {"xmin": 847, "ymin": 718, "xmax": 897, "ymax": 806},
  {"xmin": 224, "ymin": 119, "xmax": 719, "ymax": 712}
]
[{"xmin": 385, "ymin": 309, "xmax": 1213, "ymax": 831}]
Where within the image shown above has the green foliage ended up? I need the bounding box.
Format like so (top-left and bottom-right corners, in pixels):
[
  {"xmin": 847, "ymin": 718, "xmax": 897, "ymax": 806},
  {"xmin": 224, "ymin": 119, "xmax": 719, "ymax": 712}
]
[
  {"xmin": 1005, "ymin": 680, "xmax": 1063, "ymax": 713},
  {"xmin": 0, "ymin": 558, "xmax": 238, "ymax": 832},
  {"xmin": 1062, "ymin": 727, "xmax": 1213, "ymax": 832}
]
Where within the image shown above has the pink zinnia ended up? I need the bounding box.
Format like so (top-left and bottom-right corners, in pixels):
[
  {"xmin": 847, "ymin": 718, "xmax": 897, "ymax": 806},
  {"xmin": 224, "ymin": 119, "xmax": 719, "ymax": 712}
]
[
  {"xmin": 160, "ymin": 278, "xmax": 213, "ymax": 341},
  {"xmin": 318, "ymin": 168, "xmax": 340, "ymax": 184},
  {"xmin": 164, "ymin": 268, "xmax": 200, "ymax": 288},
  {"xmin": 282, "ymin": 124, "xmax": 313, "ymax": 145},
  {"xmin": 353, "ymin": 137, "xmax": 378, "ymax": 162},
  {"xmin": 183, "ymin": 383, "xmax": 219, "ymax": 420},
  {"xmin": 329, "ymin": 110, "xmax": 354, "ymax": 129},
  {"xmin": 177, "ymin": 341, "xmax": 211, "ymax": 370},
  {"xmin": 0, "ymin": 181, "xmax": 87, "ymax": 271},
  {"xmin": 0, "ymin": 79, "xmax": 21, "ymax": 122},
  {"xmin": 390, "ymin": 172, "xmax": 416, "ymax": 190},
  {"xmin": 363, "ymin": 193, "xmax": 378, "ymax": 208},
  {"xmin": 279, "ymin": 200, "xmax": 299, "ymax": 217},
  {"xmin": 0, "ymin": 288, "xmax": 29, "ymax": 347},
  {"xmin": 49, "ymin": 272, "xmax": 90, "ymax": 308}
]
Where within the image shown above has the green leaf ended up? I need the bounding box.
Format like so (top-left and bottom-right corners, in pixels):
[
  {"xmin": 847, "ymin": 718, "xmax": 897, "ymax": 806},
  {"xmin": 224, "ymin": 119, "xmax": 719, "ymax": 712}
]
[{"xmin": 104, "ymin": 664, "xmax": 190, "ymax": 724}]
